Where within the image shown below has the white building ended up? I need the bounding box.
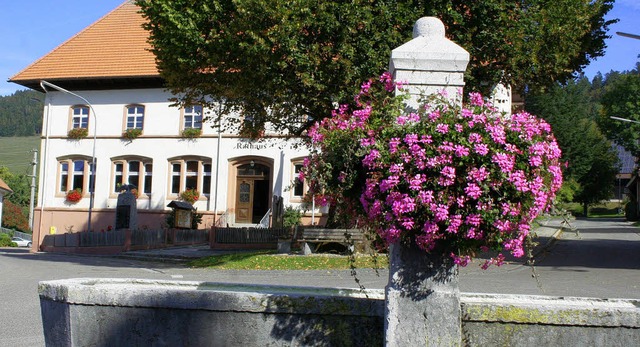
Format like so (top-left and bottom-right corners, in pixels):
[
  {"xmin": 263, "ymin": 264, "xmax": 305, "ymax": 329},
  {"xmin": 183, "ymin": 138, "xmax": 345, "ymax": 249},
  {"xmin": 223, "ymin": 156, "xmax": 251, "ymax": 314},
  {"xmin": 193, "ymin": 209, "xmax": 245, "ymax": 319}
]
[{"xmin": 9, "ymin": 2, "xmax": 313, "ymax": 247}]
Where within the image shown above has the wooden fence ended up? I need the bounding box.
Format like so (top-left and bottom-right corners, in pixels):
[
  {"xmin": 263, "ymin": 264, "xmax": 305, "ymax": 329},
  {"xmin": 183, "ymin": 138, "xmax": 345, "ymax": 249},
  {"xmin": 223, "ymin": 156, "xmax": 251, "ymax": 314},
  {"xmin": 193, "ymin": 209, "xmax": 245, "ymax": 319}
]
[
  {"xmin": 41, "ymin": 228, "xmax": 209, "ymax": 255},
  {"xmin": 211, "ymin": 227, "xmax": 290, "ymax": 250}
]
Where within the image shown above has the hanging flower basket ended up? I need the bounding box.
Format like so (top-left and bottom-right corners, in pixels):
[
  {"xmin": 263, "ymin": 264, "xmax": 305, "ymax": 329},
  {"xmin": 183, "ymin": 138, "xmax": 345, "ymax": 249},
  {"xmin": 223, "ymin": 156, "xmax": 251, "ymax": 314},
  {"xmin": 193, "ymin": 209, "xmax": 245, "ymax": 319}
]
[
  {"xmin": 181, "ymin": 128, "xmax": 202, "ymax": 139},
  {"xmin": 65, "ymin": 188, "xmax": 83, "ymax": 203},
  {"xmin": 67, "ymin": 128, "xmax": 88, "ymax": 140},
  {"xmin": 122, "ymin": 128, "xmax": 142, "ymax": 140},
  {"xmin": 180, "ymin": 189, "xmax": 200, "ymax": 204},
  {"xmin": 303, "ymin": 72, "xmax": 563, "ymax": 268}
]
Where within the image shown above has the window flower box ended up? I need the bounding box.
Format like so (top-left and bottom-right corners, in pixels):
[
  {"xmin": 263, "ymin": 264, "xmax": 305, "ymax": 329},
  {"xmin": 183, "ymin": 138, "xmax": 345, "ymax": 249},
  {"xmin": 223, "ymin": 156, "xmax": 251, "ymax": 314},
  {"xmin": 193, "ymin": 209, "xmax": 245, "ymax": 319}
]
[
  {"xmin": 67, "ymin": 128, "xmax": 88, "ymax": 140},
  {"xmin": 181, "ymin": 128, "xmax": 202, "ymax": 139},
  {"xmin": 180, "ymin": 189, "xmax": 200, "ymax": 204},
  {"xmin": 65, "ymin": 188, "xmax": 83, "ymax": 203},
  {"xmin": 122, "ymin": 128, "xmax": 142, "ymax": 140}
]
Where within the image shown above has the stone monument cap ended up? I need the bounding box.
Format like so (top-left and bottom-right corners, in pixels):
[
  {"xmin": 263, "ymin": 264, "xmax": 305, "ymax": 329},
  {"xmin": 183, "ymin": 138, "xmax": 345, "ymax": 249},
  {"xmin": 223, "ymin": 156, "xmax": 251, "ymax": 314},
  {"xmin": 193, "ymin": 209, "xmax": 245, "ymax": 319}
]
[{"xmin": 413, "ymin": 17, "xmax": 445, "ymax": 39}]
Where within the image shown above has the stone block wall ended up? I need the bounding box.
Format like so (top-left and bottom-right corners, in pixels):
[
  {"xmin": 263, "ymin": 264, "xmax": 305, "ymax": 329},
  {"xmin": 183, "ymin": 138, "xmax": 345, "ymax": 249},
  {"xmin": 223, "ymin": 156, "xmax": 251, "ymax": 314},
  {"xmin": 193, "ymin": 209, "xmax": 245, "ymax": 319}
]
[{"xmin": 39, "ymin": 279, "xmax": 640, "ymax": 346}]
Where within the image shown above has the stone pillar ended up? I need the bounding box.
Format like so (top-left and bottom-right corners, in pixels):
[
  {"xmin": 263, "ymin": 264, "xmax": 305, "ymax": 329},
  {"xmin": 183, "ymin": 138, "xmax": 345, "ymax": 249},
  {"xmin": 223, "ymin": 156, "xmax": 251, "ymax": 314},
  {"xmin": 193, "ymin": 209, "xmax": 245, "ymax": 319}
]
[
  {"xmin": 115, "ymin": 185, "xmax": 138, "ymax": 231},
  {"xmin": 389, "ymin": 17, "xmax": 469, "ymax": 108},
  {"xmin": 385, "ymin": 17, "xmax": 469, "ymax": 347}
]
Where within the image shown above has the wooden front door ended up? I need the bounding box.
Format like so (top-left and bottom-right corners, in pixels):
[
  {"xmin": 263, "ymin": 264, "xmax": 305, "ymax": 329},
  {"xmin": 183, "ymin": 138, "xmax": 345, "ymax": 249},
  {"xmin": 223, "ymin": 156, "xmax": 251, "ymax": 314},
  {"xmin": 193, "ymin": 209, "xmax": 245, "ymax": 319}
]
[{"xmin": 235, "ymin": 179, "xmax": 254, "ymax": 223}]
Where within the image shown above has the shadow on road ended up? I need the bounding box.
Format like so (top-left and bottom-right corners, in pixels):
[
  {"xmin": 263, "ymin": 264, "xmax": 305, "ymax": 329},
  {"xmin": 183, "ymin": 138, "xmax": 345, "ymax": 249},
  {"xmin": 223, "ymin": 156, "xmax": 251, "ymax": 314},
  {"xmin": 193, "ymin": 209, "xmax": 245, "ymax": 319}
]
[{"xmin": 0, "ymin": 248, "xmax": 187, "ymax": 269}]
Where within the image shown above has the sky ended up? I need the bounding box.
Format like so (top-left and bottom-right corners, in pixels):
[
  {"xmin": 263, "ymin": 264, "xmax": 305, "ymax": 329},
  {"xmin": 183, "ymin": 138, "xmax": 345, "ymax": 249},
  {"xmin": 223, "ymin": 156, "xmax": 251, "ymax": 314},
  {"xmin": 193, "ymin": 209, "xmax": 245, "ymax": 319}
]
[{"xmin": 0, "ymin": 0, "xmax": 638, "ymax": 97}]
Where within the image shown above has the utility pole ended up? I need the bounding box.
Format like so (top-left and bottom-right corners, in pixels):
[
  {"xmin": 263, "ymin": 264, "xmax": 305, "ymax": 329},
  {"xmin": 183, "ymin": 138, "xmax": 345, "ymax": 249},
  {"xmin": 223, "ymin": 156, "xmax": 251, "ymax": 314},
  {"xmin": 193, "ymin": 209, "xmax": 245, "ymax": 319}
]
[{"xmin": 28, "ymin": 149, "xmax": 38, "ymax": 231}]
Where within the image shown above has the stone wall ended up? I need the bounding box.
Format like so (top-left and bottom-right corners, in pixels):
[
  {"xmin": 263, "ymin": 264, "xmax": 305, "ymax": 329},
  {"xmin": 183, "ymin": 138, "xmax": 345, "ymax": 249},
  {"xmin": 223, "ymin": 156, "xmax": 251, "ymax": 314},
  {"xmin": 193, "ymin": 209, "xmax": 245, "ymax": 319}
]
[{"xmin": 39, "ymin": 278, "xmax": 640, "ymax": 346}]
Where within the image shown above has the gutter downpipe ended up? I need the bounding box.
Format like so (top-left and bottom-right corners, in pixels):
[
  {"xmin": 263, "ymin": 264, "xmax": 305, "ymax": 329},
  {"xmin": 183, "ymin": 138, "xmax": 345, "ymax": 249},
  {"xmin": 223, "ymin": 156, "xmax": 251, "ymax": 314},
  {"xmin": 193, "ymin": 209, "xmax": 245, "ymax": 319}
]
[
  {"xmin": 213, "ymin": 109, "xmax": 222, "ymax": 227},
  {"xmin": 36, "ymin": 84, "xmax": 53, "ymax": 251}
]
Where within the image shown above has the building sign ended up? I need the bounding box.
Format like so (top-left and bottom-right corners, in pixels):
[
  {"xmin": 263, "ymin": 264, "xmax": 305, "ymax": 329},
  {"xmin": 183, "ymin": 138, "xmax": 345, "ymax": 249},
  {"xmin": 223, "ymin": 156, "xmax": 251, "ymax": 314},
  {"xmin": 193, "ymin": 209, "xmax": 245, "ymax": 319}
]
[
  {"xmin": 234, "ymin": 141, "xmax": 270, "ymax": 150},
  {"xmin": 175, "ymin": 209, "xmax": 192, "ymax": 229}
]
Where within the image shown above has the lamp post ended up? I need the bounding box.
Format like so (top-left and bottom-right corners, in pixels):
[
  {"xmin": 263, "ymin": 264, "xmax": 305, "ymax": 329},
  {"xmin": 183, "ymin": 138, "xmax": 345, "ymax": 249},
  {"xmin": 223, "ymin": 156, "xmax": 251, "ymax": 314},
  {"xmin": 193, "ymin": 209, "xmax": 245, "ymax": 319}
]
[
  {"xmin": 610, "ymin": 116, "xmax": 640, "ymax": 124},
  {"xmin": 40, "ymin": 80, "xmax": 97, "ymax": 232},
  {"xmin": 616, "ymin": 32, "xmax": 640, "ymax": 40}
]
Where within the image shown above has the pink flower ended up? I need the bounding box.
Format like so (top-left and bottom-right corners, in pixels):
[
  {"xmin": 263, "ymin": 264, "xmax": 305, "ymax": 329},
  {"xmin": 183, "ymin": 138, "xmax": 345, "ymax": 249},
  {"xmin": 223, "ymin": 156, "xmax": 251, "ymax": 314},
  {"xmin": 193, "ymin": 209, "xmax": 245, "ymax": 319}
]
[
  {"xmin": 454, "ymin": 145, "xmax": 469, "ymax": 157},
  {"xmin": 469, "ymin": 92, "xmax": 484, "ymax": 106},
  {"xmin": 473, "ymin": 143, "xmax": 489, "ymax": 156},
  {"xmin": 464, "ymin": 183, "xmax": 482, "ymax": 199},
  {"xmin": 436, "ymin": 123, "xmax": 449, "ymax": 134},
  {"xmin": 362, "ymin": 149, "xmax": 381, "ymax": 168},
  {"xmin": 389, "ymin": 137, "xmax": 401, "ymax": 153}
]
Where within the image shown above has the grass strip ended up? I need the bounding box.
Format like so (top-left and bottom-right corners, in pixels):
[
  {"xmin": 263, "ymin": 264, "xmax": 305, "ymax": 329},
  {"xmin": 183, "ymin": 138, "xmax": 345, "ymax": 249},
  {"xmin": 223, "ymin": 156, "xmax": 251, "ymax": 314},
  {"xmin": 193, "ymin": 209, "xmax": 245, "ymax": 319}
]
[{"xmin": 188, "ymin": 250, "xmax": 389, "ymax": 270}]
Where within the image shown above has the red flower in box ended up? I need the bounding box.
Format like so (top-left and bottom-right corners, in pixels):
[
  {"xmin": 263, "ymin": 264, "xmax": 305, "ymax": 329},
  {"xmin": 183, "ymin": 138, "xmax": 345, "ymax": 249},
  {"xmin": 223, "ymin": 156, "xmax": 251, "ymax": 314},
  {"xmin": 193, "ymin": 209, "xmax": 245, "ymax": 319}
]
[
  {"xmin": 180, "ymin": 189, "xmax": 200, "ymax": 204},
  {"xmin": 65, "ymin": 188, "xmax": 83, "ymax": 203}
]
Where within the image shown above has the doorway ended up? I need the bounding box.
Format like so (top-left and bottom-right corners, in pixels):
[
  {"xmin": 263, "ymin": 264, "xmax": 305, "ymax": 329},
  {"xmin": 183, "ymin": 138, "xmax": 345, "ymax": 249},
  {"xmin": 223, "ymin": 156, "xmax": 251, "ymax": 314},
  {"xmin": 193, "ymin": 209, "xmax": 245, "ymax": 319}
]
[{"xmin": 234, "ymin": 162, "xmax": 270, "ymax": 224}]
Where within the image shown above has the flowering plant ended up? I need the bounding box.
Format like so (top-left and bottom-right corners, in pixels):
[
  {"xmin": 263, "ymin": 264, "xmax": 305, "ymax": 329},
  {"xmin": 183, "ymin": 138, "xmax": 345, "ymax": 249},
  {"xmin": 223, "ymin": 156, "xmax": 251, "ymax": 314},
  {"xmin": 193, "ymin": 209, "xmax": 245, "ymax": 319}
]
[
  {"xmin": 67, "ymin": 127, "xmax": 88, "ymax": 140},
  {"xmin": 180, "ymin": 189, "xmax": 200, "ymax": 204},
  {"xmin": 122, "ymin": 128, "xmax": 142, "ymax": 140},
  {"xmin": 65, "ymin": 188, "xmax": 83, "ymax": 203},
  {"xmin": 181, "ymin": 128, "xmax": 202, "ymax": 139},
  {"xmin": 304, "ymin": 73, "xmax": 563, "ymax": 267}
]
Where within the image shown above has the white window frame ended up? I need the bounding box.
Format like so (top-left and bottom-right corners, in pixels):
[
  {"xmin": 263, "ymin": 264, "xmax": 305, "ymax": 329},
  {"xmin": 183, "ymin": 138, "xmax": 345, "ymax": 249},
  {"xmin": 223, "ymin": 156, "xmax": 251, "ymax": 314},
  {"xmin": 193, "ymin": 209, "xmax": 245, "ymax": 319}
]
[
  {"xmin": 168, "ymin": 158, "xmax": 212, "ymax": 199},
  {"xmin": 111, "ymin": 158, "xmax": 153, "ymax": 197},
  {"xmin": 290, "ymin": 159, "xmax": 308, "ymax": 201},
  {"xmin": 70, "ymin": 105, "xmax": 89, "ymax": 130},
  {"xmin": 183, "ymin": 105, "xmax": 203, "ymax": 130},
  {"xmin": 57, "ymin": 157, "xmax": 94, "ymax": 196},
  {"xmin": 125, "ymin": 105, "xmax": 145, "ymax": 130}
]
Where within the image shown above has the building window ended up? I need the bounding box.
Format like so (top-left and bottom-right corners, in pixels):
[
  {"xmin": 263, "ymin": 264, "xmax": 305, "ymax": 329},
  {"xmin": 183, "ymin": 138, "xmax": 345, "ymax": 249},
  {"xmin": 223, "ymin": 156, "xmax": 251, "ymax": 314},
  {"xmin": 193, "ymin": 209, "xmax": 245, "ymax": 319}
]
[
  {"xmin": 58, "ymin": 158, "xmax": 94, "ymax": 194},
  {"xmin": 112, "ymin": 159, "xmax": 152, "ymax": 196},
  {"xmin": 126, "ymin": 105, "xmax": 144, "ymax": 130},
  {"xmin": 168, "ymin": 158, "xmax": 212, "ymax": 197},
  {"xmin": 183, "ymin": 105, "xmax": 203, "ymax": 129},
  {"xmin": 71, "ymin": 106, "xmax": 89, "ymax": 129},
  {"xmin": 291, "ymin": 160, "xmax": 307, "ymax": 200}
]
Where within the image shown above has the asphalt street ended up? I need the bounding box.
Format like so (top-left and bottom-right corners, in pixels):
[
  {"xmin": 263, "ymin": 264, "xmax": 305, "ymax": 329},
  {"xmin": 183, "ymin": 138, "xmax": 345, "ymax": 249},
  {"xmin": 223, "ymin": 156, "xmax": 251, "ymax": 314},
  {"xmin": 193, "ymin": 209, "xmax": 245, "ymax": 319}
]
[{"xmin": 1, "ymin": 217, "xmax": 638, "ymax": 346}]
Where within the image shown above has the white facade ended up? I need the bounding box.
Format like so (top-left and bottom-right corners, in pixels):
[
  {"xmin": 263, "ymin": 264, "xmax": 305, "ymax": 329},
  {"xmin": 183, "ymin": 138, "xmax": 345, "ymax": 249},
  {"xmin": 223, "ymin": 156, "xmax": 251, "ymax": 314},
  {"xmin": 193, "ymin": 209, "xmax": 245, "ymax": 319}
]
[{"xmin": 35, "ymin": 87, "xmax": 310, "ymax": 235}]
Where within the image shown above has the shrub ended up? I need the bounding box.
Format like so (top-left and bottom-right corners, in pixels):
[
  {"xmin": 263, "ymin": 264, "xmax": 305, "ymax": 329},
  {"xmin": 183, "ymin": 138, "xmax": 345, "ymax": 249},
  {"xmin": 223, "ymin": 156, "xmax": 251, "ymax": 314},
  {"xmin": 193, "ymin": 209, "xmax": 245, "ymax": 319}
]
[
  {"xmin": 283, "ymin": 206, "xmax": 302, "ymax": 229},
  {"xmin": 0, "ymin": 233, "xmax": 16, "ymax": 247}
]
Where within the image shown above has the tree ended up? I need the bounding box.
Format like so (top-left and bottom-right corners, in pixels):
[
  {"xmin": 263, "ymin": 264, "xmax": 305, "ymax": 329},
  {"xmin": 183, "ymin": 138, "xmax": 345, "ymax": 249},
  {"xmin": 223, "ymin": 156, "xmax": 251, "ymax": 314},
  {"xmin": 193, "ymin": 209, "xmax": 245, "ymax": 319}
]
[
  {"xmin": 136, "ymin": 0, "xmax": 615, "ymax": 135},
  {"xmin": 0, "ymin": 166, "xmax": 32, "ymax": 230},
  {"xmin": 1, "ymin": 200, "xmax": 30, "ymax": 232},
  {"xmin": 0, "ymin": 90, "xmax": 43, "ymax": 137},
  {"xmin": 526, "ymin": 77, "xmax": 618, "ymax": 215},
  {"xmin": 598, "ymin": 64, "xmax": 640, "ymax": 157}
]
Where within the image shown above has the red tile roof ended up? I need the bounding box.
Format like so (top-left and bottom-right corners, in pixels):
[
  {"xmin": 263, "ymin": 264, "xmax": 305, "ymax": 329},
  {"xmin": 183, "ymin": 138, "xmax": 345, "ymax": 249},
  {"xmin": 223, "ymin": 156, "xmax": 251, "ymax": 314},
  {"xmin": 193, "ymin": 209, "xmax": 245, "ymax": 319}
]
[
  {"xmin": 0, "ymin": 177, "xmax": 12, "ymax": 194},
  {"xmin": 9, "ymin": 1, "xmax": 158, "ymax": 87}
]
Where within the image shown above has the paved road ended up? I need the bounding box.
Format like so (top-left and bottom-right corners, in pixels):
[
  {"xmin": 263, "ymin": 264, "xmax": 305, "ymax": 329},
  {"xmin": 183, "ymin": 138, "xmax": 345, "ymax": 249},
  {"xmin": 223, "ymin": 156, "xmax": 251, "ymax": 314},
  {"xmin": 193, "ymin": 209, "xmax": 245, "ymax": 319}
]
[
  {"xmin": 1, "ymin": 217, "xmax": 639, "ymax": 346},
  {"xmin": 459, "ymin": 218, "xmax": 640, "ymax": 299}
]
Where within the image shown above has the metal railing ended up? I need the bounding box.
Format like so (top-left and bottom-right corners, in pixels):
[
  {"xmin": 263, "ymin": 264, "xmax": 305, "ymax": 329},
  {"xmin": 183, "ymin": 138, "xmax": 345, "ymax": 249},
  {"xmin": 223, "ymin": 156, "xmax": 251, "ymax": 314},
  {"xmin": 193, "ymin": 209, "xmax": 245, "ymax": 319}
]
[
  {"xmin": 257, "ymin": 209, "xmax": 271, "ymax": 228},
  {"xmin": 0, "ymin": 227, "xmax": 32, "ymax": 241}
]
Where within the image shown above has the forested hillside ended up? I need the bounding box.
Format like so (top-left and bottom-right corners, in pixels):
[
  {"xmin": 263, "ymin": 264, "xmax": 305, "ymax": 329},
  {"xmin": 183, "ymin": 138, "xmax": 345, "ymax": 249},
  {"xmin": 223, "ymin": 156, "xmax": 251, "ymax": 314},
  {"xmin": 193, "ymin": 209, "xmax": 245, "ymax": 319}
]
[{"xmin": 0, "ymin": 90, "xmax": 44, "ymax": 137}]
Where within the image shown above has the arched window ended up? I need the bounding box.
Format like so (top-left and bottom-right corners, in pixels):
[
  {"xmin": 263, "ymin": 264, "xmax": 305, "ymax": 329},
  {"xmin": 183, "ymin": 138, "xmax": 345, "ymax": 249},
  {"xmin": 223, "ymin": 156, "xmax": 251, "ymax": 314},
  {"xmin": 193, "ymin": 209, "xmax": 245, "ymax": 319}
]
[
  {"xmin": 183, "ymin": 105, "xmax": 203, "ymax": 129},
  {"xmin": 58, "ymin": 157, "xmax": 95, "ymax": 195},
  {"xmin": 125, "ymin": 105, "xmax": 145, "ymax": 130},
  {"xmin": 112, "ymin": 158, "xmax": 153, "ymax": 196},
  {"xmin": 70, "ymin": 106, "xmax": 89, "ymax": 130},
  {"xmin": 168, "ymin": 158, "xmax": 212, "ymax": 198}
]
